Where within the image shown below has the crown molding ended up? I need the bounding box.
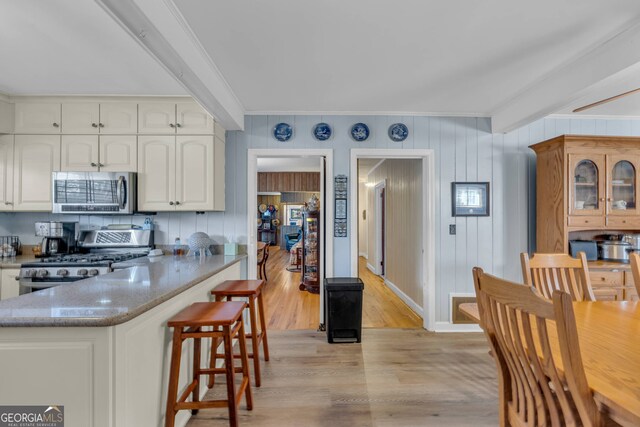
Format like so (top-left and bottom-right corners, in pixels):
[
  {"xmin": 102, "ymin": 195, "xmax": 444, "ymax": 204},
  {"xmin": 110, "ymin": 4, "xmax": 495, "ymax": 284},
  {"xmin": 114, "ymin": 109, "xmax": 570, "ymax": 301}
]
[
  {"xmin": 246, "ymin": 110, "xmax": 489, "ymax": 118},
  {"xmin": 548, "ymin": 113, "xmax": 640, "ymax": 121}
]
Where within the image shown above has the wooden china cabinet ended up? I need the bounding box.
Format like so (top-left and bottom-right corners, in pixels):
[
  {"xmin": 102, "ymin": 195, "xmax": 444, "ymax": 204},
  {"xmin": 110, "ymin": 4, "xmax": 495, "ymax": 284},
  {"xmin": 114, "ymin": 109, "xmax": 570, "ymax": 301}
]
[{"xmin": 531, "ymin": 135, "xmax": 640, "ymax": 301}]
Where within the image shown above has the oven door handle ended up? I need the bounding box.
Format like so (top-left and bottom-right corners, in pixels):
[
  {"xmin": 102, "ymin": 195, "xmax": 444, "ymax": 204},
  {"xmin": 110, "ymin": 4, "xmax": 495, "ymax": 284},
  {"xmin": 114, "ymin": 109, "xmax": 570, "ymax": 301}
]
[{"xmin": 116, "ymin": 176, "xmax": 126, "ymax": 209}]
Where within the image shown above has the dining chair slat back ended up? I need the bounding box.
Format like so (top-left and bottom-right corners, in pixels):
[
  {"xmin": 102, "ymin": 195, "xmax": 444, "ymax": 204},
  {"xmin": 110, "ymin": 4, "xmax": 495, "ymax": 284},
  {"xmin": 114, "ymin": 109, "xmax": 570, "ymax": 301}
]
[
  {"xmin": 472, "ymin": 267, "xmax": 604, "ymax": 427},
  {"xmin": 521, "ymin": 252, "xmax": 596, "ymax": 301},
  {"xmin": 630, "ymin": 253, "xmax": 640, "ymax": 298}
]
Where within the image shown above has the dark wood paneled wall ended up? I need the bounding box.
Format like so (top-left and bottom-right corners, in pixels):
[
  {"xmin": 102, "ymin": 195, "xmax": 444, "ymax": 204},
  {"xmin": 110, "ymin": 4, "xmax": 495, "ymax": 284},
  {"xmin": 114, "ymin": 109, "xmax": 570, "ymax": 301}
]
[{"xmin": 258, "ymin": 172, "xmax": 320, "ymax": 192}]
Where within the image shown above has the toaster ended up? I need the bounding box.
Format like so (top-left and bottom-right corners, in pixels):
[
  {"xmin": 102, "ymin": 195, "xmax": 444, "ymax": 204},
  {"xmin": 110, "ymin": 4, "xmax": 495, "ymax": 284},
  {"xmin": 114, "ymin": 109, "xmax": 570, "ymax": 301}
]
[{"xmin": 568, "ymin": 240, "xmax": 598, "ymax": 261}]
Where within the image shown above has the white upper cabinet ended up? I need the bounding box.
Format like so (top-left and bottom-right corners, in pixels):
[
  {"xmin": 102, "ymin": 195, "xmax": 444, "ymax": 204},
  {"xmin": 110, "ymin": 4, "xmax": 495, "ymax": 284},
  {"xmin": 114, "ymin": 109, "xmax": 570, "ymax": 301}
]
[
  {"xmin": 0, "ymin": 100, "xmax": 14, "ymax": 134},
  {"xmin": 175, "ymin": 136, "xmax": 214, "ymax": 211},
  {"xmin": 99, "ymin": 103, "xmax": 137, "ymax": 134},
  {"xmin": 176, "ymin": 103, "xmax": 214, "ymax": 134},
  {"xmin": 62, "ymin": 103, "xmax": 138, "ymax": 134},
  {"xmin": 99, "ymin": 135, "xmax": 137, "ymax": 172},
  {"xmin": 138, "ymin": 103, "xmax": 176, "ymax": 134},
  {"xmin": 13, "ymin": 135, "xmax": 61, "ymax": 211},
  {"xmin": 0, "ymin": 136, "xmax": 14, "ymax": 211},
  {"xmin": 62, "ymin": 103, "xmax": 100, "ymax": 134},
  {"xmin": 14, "ymin": 103, "xmax": 61, "ymax": 134},
  {"xmin": 61, "ymin": 135, "xmax": 99, "ymax": 171},
  {"xmin": 139, "ymin": 102, "xmax": 214, "ymax": 134},
  {"xmin": 137, "ymin": 136, "xmax": 175, "ymax": 211},
  {"xmin": 213, "ymin": 133, "xmax": 225, "ymax": 210},
  {"xmin": 61, "ymin": 135, "xmax": 136, "ymax": 172}
]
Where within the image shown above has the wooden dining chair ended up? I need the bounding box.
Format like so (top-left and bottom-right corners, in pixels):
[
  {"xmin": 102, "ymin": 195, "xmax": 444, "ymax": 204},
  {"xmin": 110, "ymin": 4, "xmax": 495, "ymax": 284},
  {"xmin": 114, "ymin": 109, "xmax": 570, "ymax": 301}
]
[
  {"xmin": 257, "ymin": 243, "xmax": 269, "ymax": 281},
  {"xmin": 520, "ymin": 252, "xmax": 596, "ymax": 301},
  {"xmin": 630, "ymin": 253, "xmax": 640, "ymax": 298},
  {"xmin": 473, "ymin": 267, "xmax": 606, "ymax": 427}
]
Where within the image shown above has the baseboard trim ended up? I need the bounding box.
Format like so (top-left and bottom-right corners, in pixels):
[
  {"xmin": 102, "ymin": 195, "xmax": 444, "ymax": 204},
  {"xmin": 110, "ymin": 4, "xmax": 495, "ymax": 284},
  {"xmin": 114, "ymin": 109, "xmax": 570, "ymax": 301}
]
[
  {"xmin": 366, "ymin": 263, "xmax": 377, "ymax": 273},
  {"xmin": 383, "ymin": 278, "xmax": 423, "ymax": 318},
  {"xmin": 359, "ymin": 252, "xmax": 368, "ymax": 259},
  {"xmin": 433, "ymin": 321, "xmax": 483, "ymax": 333}
]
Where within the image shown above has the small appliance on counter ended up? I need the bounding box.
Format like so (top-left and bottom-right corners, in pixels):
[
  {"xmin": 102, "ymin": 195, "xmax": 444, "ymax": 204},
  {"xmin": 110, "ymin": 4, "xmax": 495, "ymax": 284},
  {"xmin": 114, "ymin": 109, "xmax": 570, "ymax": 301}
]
[
  {"xmin": 34, "ymin": 221, "xmax": 79, "ymax": 256},
  {"xmin": 597, "ymin": 240, "xmax": 632, "ymax": 263},
  {"xmin": 19, "ymin": 227, "xmax": 154, "ymax": 294},
  {"xmin": 568, "ymin": 240, "xmax": 598, "ymax": 261}
]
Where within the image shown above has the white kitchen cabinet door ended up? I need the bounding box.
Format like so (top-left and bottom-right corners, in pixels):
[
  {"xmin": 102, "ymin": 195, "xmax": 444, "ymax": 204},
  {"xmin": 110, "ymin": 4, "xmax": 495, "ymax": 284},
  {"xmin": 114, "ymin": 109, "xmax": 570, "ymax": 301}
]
[
  {"xmin": 99, "ymin": 135, "xmax": 137, "ymax": 172},
  {"xmin": 213, "ymin": 135, "xmax": 225, "ymax": 210},
  {"xmin": 176, "ymin": 103, "xmax": 214, "ymax": 134},
  {"xmin": 138, "ymin": 136, "xmax": 175, "ymax": 211},
  {"xmin": 0, "ymin": 269, "xmax": 20, "ymax": 300},
  {"xmin": 62, "ymin": 103, "xmax": 100, "ymax": 134},
  {"xmin": 13, "ymin": 135, "xmax": 61, "ymax": 211},
  {"xmin": 138, "ymin": 103, "xmax": 176, "ymax": 134},
  {"xmin": 14, "ymin": 103, "xmax": 61, "ymax": 134},
  {"xmin": 61, "ymin": 135, "xmax": 99, "ymax": 171},
  {"xmin": 0, "ymin": 136, "xmax": 14, "ymax": 211},
  {"xmin": 0, "ymin": 99, "xmax": 13, "ymax": 134},
  {"xmin": 99, "ymin": 103, "xmax": 137, "ymax": 134},
  {"xmin": 175, "ymin": 136, "xmax": 214, "ymax": 211}
]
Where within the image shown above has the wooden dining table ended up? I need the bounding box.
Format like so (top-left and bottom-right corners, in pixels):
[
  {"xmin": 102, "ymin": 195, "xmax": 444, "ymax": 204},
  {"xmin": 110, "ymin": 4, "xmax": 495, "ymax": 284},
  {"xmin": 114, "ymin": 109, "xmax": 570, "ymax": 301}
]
[{"xmin": 460, "ymin": 301, "xmax": 640, "ymax": 426}]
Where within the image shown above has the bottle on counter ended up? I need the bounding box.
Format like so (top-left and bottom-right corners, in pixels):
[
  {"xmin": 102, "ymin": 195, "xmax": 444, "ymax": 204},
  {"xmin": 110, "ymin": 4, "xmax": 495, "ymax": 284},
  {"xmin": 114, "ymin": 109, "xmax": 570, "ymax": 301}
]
[{"xmin": 173, "ymin": 237, "xmax": 183, "ymax": 256}]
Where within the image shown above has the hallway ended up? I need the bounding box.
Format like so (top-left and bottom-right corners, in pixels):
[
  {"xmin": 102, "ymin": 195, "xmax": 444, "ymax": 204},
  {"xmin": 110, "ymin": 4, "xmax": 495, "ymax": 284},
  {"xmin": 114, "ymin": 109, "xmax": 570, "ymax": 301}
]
[{"xmin": 261, "ymin": 247, "xmax": 423, "ymax": 330}]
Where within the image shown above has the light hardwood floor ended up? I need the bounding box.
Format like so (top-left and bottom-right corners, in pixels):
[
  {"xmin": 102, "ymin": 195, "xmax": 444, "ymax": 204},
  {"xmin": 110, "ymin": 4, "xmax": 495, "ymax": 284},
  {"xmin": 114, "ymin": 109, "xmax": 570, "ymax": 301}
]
[
  {"xmin": 186, "ymin": 328, "xmax": 498, "ymax": 426},
  {"xmin": 261, "ymin": 247, "xmax": 422, "ymax": 330}
]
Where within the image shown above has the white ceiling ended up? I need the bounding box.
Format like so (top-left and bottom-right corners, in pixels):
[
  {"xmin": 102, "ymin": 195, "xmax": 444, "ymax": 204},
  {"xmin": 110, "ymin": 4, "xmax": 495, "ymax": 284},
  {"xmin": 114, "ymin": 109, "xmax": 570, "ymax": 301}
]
[
  {"xmin": 174, "ymin": 0, "xmax": 640, "ymax": 116},
  {"xmin": 0, "ymin": 0, "xmax": 185, "ymax": 95},
  {"xmin": 3, "ymin": 1, "xmax": 640, "ymax": 125}
]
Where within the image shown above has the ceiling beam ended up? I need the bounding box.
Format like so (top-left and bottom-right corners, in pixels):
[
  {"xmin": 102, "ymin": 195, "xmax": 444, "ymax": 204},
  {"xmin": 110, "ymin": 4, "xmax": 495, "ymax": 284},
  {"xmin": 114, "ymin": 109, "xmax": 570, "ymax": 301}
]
[
  {"xmin": 95, "ymin": 0, "xmax": 245, "ymax": 130},
  {"xmin": 491, "ymin": 22, "xmax": 640, "ymax": 134}
]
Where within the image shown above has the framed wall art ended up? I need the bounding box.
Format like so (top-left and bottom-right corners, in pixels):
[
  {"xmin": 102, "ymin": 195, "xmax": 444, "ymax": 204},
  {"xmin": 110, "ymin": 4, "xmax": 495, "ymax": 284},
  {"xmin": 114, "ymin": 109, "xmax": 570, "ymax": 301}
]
[{"xmin": 451, "ymin": 182, "xmax": 490, "ymax": 217}]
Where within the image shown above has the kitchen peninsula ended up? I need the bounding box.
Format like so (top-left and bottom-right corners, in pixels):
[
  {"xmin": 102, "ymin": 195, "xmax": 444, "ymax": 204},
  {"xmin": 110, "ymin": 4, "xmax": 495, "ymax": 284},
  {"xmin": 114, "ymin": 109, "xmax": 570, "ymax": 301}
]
[{"xmin": 0, "ymin": 254, "xmax": 246, "ymax": 427}]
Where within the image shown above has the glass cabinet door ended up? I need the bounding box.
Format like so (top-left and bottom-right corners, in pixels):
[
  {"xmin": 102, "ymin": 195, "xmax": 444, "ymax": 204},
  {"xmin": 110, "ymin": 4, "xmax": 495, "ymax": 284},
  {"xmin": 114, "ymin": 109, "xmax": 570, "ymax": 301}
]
[
  {"xmin": 608, "ymin": 156, "xmax": 639, "ymax": 215},
  {"xmin": 569, "ymin": 155, "xmax": 605, "ymax": 216}
]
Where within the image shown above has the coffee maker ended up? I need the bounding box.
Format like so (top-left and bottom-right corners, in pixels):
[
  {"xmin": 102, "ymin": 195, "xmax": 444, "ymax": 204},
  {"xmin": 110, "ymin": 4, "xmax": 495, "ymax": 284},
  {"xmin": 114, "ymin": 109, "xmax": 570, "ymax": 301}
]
[{"xmin": 34, "ymin": 221, "xmax": 79, "ymax": 256}]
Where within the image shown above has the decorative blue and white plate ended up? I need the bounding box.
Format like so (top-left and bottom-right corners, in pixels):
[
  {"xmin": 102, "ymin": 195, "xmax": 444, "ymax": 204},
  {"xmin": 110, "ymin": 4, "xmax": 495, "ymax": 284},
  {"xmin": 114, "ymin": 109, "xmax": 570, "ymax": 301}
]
[
  {"xmin": 313, "ymin": 122, "xmax": 332, "ymax": 141},
  {"xmin": 273, "ymin": 123, "xmax": 293, "ymax": 141},
  {"xmin": 350, "ymin": 123, "xmax": 370, "ymax": 141},
  {"xmin": 388, "ymin": 123, "xmax": 408, "ymax": 142}
]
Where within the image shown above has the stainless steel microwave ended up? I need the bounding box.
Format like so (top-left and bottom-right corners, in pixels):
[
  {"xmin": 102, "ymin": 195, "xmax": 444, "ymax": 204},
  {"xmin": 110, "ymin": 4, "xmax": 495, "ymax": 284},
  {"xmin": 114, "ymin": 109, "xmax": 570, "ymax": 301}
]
[{"xmin": 52, "ymin": 172, "xmax": 136, "ymax": 214}]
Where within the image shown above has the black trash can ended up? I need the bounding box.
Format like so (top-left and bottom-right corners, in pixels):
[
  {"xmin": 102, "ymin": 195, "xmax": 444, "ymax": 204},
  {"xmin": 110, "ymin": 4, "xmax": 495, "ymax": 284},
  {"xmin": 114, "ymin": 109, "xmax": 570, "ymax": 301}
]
[{"xmin": 324, "ymin": 277, "xmax": 364, "ymax": 343}]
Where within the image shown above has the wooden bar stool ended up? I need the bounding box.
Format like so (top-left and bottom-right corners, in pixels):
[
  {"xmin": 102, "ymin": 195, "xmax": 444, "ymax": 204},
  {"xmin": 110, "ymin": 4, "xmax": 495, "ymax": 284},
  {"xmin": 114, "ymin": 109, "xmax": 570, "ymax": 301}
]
[
  {"xmin": 210, "ymin": 280, "xmax": 270, "ymax": 387},
  {"xmin": 165, "ymin": 301, "xmax": 252, "ymax": 427}
]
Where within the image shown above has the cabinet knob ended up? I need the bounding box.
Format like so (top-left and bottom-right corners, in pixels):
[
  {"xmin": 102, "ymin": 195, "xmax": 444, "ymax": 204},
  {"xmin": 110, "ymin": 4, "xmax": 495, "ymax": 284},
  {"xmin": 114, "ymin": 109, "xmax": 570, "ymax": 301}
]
[
  {"xmin": 91, "ymin": 162, "xmax": 98, "ymax": 167},
  {"xmin": 169, "ymin": 123, "xmax": 175, "ymax": 128},
  {"xmin": 175, "ymin": 201, "xmax": 181, "ymax": 205},
  {"xmin": 99, "ymin": 163, "xmax": 104, "ymax": 167},
  {"xmin": 99, "ymin": 123, "xmax": 104, "ymax": 128},
  {"xmin": 599, "ymin": 198, "xmax": 605, "ymax": 202},
  {"xmin": 52, "ymin": 122, "xmax": 59, "ymax": 128},
  {"xmin": 176, "ymin": 123, "xmax": 182, "ymax": 128},
  {"xmin": 607, "ymin": 198, "xmax": 613, "ymax": 202},
  {"xmin": 91, "ymin": 123, "xmax": 98, "ymax": 128},
  {"xmin": 169, "ymin": 201, "xmax": 174, "ymax": 206},
  {"xmin": 4, "ymin": 202, "xmax": 12, "ymax": 206}
]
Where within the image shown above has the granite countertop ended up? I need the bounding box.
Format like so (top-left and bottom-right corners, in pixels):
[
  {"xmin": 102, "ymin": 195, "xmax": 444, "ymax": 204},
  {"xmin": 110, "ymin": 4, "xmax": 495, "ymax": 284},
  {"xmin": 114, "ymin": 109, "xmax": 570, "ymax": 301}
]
[{"xmin": 0, "ymin": 254, "xmax": 246, "ymax": 327}]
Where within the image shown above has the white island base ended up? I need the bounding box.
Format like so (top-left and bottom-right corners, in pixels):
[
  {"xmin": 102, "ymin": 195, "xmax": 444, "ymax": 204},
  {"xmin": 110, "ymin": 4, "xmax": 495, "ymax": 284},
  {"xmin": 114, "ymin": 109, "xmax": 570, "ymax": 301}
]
[{"xmin": 0, "ymin": 259, "xmax": 243, "ymax": 427}]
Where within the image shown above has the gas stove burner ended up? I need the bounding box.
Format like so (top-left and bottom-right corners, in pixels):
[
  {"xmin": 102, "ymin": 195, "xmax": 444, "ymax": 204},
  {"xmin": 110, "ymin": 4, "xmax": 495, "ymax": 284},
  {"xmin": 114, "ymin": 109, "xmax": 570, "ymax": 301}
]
[{"xmin": 39, "ymin": 252, "xmax": 147, "ymax": 265}]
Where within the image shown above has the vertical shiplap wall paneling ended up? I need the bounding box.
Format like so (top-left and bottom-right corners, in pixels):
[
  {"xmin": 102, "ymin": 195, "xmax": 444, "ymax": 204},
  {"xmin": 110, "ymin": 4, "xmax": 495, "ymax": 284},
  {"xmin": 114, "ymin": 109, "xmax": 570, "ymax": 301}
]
[
  {"xmin": 7, "ymin": 116, "xmax": 640, "ymax": 322},
  {"xmin": 465, "ymin": 117, "xmax": 479, "ymax": 293},
  {"xmin": 477, "ymin": 118, "xmax": 493, "ymax": 274},
  {"xmin": 528, "ymin": 120, "xmax": 544, "ymax": 253},
  {"xmin": 491, "ymin": 132, "xmax": 505, "ymax": 278},
  {"xmin": 427, "ymin": 117, "xmax": 442, "ymax": 319},
  {"xmin": 438, "ymin": 118, "xmax": 457, "ymax": 320},
  {"xmin": 454, "ymin": 118, "xmax": 467, "ymax": 296}
]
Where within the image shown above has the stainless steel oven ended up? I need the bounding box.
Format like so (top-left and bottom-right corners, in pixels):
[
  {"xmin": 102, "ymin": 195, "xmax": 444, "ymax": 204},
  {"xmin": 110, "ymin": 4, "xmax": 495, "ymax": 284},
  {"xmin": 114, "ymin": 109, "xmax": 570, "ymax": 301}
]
[{"xmin": 52, "ymin": 171, "xmax": 136, "ymax": 214}]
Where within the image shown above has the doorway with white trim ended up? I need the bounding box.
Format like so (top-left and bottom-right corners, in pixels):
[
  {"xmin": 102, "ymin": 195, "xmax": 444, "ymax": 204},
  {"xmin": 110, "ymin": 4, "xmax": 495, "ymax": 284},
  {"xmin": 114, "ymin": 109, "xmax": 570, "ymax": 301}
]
[{"xmin": 350, "ymin": 149, "xmax": 436, "ymax": 331}]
